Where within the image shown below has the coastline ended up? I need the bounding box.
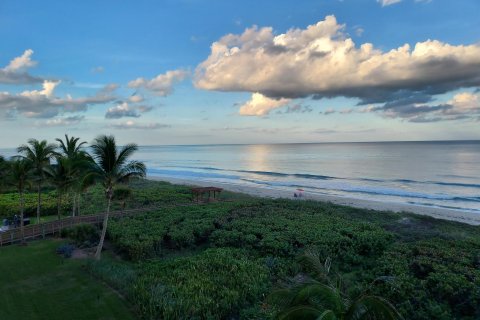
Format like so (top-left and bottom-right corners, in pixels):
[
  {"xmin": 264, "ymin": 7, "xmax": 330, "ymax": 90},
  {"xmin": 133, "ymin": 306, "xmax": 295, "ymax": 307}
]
[{"xmin": 148, "ymin": 175, "xmax": 480, "ymax": 226}]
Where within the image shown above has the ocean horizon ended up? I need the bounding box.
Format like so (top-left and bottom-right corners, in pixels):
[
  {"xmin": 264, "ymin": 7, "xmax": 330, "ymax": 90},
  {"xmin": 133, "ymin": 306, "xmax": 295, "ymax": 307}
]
[{"xmin": 2, "ymin": 140, "xmax": 479, "ymax": 214}]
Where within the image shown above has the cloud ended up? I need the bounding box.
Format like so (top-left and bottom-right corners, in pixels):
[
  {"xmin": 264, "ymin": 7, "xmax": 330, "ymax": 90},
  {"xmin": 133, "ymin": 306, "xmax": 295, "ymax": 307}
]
[
  {"xmin": 110, "ymin": 120, "xmax": 170, "ymax": 130},
  {"xmin": 278, "ymin": 104, "xmax": 313, "ymax": 114},
  {"xmin": 364, "ymin": 91, "xmax": 480, "ymax": 122},
  {"xmin": 320, "ymin": 108, "xmax": 336, "ymax": 115},
  {"xmin": 377, "ymin": 0, "xmax": 402, "ymax": 6},
  {"xmin": 44, "ymin": 115, "xmax": 85, "ymax": 127},
  {"xmin": 0, "ymin": 49, "xmax": 44, "ymax": 84},
  {"xmin": 128, "ymin": 69, "xmax": 189, "ymax": 96},
  {"xmin": 91, "ymin": 66, "xmax": 104, "ymax": 73},
  {"xmin": 0, "ymin": 81, "xmax": 116, "ymax": 119},
  {"xmin": 353, "ymin": 26, "xmax": 364, "ymax": 37},
  {"xmin": 195, "ymin": 15, "xmax": 480, "ymax": 119},
  {"xmin": 238, "ymin": 93, "xmax": 290, "ymax": 116},
  {"xmin": 129, "ymin": 93, "xmax": 144, "ymax": 103},
  {"xmin": 105, "ymin": 101, "xmax": 153, "ymax": 119}
]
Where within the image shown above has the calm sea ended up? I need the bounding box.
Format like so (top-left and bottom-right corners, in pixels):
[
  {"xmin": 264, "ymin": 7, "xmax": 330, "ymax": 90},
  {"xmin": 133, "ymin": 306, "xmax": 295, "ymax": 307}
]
[
  {"xmin": 2, "ymin": 141, "xmax": 479, "ymax": 213},
  {"xmin": 137, "ymin": 141, "xmax": 480, "ymax": 213}
]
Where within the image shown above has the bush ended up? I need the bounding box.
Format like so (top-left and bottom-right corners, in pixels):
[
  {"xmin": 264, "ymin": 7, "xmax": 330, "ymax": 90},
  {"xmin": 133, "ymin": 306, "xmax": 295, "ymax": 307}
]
[
  {"xmin": 372, "ymin": 239, "xmax": 480, "ymax": 319},
  {"xmin": 56, "ymin": 244, "xmax": 75, "ymax": 258},
  {"xmin": 131, "ymin": 248, "xmax": 270, "ymax": 319},
  {"xmin": 61, "ymin": 224, "xmax": 99, "ymax": 248}
]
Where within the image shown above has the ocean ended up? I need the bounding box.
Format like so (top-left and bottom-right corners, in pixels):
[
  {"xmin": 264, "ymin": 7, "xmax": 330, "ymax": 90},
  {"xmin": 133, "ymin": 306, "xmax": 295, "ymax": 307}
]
[
  {"xmin": 136, "ymin": 141, "xmax": 480, "ymax": 214},
  {"xmin": 1, "ymin": 141, "xmax": 479, "ymax": 214}
]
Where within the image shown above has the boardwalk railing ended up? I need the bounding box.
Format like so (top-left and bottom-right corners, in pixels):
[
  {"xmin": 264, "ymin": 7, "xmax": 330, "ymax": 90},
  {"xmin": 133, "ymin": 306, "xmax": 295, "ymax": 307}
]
[{"xmin": 0, "ymin": 207, "xmax": 157, "ymax": 246}]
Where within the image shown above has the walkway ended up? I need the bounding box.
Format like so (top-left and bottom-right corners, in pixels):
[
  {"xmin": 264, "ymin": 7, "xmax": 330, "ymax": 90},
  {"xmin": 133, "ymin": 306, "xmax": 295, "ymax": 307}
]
[{"xmin": 0, "ymin": 207, "xmax": 155, "ymax": 246}]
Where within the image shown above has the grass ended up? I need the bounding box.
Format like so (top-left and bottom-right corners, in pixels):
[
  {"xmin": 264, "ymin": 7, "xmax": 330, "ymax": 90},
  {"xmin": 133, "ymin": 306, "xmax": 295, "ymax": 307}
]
[{"xmin": 0, "ymin": 240, "xmax": 135, "ymax": 320}]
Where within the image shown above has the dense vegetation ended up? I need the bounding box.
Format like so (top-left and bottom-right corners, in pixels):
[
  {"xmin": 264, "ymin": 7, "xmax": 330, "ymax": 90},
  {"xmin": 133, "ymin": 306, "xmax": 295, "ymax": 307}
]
[
  {"xmin": 81, "ymin": 180, "xmax": 480, "ymax": 320},
  {"xmin": 2, "ymin": 138, "xmax": 479, "ymax": 319}
]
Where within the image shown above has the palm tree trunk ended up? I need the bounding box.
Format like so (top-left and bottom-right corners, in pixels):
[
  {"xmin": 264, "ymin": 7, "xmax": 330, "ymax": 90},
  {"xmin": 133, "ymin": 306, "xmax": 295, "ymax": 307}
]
[
  {"xmin": 72, "ymin": 192, "xmax": 76, "ymax": 217},
  {"xmin": 77, "ymin": 193, "xmax": 81, "ymax": 216},
  {"xmin": 36, "ymin": 183, "xmax": 41, "ymax": 224},
  {"xmin": 57, "ymin": 193, "xmax": 61, "ymax": 220},
  {"xmin": 94, "ymin": 195, "xmax": 111, "ymax": 260},
  {"xmin": 20, "ymin": 191, "xmax": 25, "ymax": 244}
]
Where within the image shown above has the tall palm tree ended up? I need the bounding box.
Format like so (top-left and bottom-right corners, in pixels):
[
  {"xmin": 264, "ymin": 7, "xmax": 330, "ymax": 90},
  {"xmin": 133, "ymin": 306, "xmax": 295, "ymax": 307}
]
[
  {"xmin": 55, "ymin": 135, "xmax": 93, "ymax": 216},
  {"xmin": 17, "ymin": 139, "xmax": 57, "ymax": 223},
  {"xmin": 90, "ymin": 135, "xmax": 146, "ymax": 260},
  {"xmin": 0, "ymin": 155, "xmax": 8, "ymax": 192},
  {"xmin": 56, "ymin": 134, "xmax": 87, "ymax": 159},
  {"xmin": 268, "ymin": 250, "xmax": 403, "ymax": 320},
  {"xmin": 8, "ymin": 158, "xmax": 33, "ymax": 244},
  {"xmin": 45, "ymin": 156, "xmax": 75, "ymax": 220}
]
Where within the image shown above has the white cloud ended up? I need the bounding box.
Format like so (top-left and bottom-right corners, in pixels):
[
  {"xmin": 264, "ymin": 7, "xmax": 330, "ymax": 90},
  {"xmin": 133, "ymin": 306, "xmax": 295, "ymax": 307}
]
[
  {"xmin": 238, "ymin": 93, "xmax": 290, "ymax": 116},
  {"xmin": 129, "ymin": 94, "xmax": 144, "ymax": 103},
  {"xmin": 3, "ymin": 49, "xmax": 37, "ymax": 72},
  {"xmin": 128, "ymin": 69, "xmax": 189, "ymax": 96},
  {"xmin": 377, "ymin": 0, "xmax": 402, "ymax": 6},
  {"xmin": 91, "ymin": 66, "xmax": 104, "ymax": 73},
  {"xmin": 0, "ymin": 49, "xmax": 44, "ymax": 84},
  {"xmin": 105, "ymin": 101, "xmax": 153, "ymax": 119},
  {"xmin": 44, "ymin": 115, "xmax": 85, "ymax": 127},
  {"xmin": 195, "ymin": 15, "xmax": 480, "ymax": 118},
  {"xmin": 0, "ymin": 81, "xmax": 116, "ymax": 119},
  {"xmin": 110, "ymin": 120, "xmax": 170, "ymax": 130}
]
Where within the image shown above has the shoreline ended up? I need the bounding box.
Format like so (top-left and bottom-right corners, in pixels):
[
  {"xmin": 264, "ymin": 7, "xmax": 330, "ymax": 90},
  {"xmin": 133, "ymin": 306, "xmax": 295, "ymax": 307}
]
[{"xmin": 148, "ymin": 175, "xmax": 480, "ymax": 226}]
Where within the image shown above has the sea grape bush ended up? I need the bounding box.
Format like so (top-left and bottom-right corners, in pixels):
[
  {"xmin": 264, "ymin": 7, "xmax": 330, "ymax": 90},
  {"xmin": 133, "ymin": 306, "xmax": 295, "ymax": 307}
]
[
  {"xmin": 134, "ymin": 248, "xmax": 269, "ymax": 319},
  {"xmin": 372, "ymin": 239, "xmax": 480, "ymax": 319}
]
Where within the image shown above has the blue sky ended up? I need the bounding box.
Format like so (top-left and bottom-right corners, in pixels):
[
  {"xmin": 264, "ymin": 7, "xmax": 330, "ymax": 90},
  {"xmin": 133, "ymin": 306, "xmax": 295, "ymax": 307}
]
[{"xmin": 0, "ymin": 0, "xmax": 479, "ymax": 147}]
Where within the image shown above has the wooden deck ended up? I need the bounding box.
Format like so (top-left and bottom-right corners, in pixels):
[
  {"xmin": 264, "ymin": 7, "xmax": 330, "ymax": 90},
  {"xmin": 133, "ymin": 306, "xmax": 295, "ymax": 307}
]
[{"xmin": 0, "ymin": 207, "xmax": 154, "ymax": 246}]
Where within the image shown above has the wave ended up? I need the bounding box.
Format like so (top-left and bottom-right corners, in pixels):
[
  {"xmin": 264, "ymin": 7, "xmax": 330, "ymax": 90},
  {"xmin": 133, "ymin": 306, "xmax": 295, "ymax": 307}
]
[
  {"xmin": 158, "ymin": 165, "xmax": 480, "ymax": 189},
  {"xmin": 240, "ymin": 178, "xmax": 480, "ymax": 203},
  {"xmin": 147, "ymin": 168, "xmax": 239, "ymax": 180}
]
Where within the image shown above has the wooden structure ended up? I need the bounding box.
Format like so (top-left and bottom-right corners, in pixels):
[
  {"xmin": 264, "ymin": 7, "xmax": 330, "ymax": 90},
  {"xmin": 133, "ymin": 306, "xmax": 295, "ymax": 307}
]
[
  {"xmin": 191, "ymin": 187, "xmax": 223, "ymax": 203},
  {"xmin": 0, "ymin": 207, "xmax": 154, "ymax": 246}
]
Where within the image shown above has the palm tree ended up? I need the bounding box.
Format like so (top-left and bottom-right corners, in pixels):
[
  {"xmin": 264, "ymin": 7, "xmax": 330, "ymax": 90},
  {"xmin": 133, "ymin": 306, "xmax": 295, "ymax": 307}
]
[
  {"xmin": 0, "ymin": 155, "xmax": 8, "ymax": 192},
  {"xmin": 45, "ymin": 156, "xmax": 75, "ymax": 220},
  {"xmin": 90, "ymin": 135, "xmax": 146, "ymax": 260},
  {"xmin": 17, "ymin": 139, "xmax": 57, "ymax": 223},
  {"xmin": 268, "ymin": 250, "xmax": 403, "ymax": 320},
  {"xmin": 55, "ymin": 135, "xmax": 93, "ymax": 216},
  {"xmin": 8, "ymin": 158, "xmax": 33, "ymax": 244},
  {"xmin": 113, "ymin": 187, "xmax": 132, "ymax": 213}
]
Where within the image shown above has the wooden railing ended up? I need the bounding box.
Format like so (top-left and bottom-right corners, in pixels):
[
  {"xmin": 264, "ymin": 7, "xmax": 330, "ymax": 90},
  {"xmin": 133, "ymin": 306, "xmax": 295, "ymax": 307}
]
[{"xmin": 0, "ymin": 207, "xmax": 157, "ymax": 246}]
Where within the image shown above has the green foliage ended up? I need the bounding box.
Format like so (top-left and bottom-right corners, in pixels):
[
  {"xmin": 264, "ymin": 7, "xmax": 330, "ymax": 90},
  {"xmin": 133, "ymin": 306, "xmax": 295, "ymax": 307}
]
[
  {"xmin": 61, "ymin": 223, "xmax": 100, "ymax": 247},
  {"xmin": 372, "ymin": 239, "xmax": 480, "ymax": 319},
  {"xmin": 0, "ymin": 190, "xmax": 69, "ymax": 219},
  {"xmin": 133, "ymin": 248, "xmax": 270, "ymax": 319},
  {"xmin": 210, "ymin": 200, "xmax": 393, "ymax": 264},
  {"xmin": 108, "ymin": 202, "xmax": 239, "ymax": 260}
]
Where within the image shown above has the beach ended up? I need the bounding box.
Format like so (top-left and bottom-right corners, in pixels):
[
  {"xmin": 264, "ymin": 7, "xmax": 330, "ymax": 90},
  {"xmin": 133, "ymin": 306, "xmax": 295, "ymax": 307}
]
[{"xmin": 149, "ymin": 176, "xmax": 480, "ymax": 226}]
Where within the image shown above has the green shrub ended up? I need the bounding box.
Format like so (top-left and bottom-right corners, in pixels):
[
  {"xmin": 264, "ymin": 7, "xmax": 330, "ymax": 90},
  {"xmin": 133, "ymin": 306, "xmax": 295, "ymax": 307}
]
[
  {"xmin": 131, "ymin": 248, "xmax": 270, "ymax": 319},
  {"xmin": 372, "ymin": 239, "xmax": 480, "ymax": 319},
  {"xmin": 61, "ymin": 224, "xmax": 99, "ymax": 247}
]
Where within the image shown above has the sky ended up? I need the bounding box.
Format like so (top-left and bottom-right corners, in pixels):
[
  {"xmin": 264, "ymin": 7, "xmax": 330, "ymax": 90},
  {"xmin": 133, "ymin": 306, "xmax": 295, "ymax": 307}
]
[{"xmin": 0, "ymin": 0, "xmax": 479, "ymax": 147}]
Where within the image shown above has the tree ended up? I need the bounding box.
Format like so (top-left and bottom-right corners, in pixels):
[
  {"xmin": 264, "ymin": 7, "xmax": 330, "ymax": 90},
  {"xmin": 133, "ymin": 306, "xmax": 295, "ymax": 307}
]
[
  {"xmin": 55, "ymin": 135, "xmax": 93, "ymax": 216},
  {"xmin": 268, "ymin": 250, "xmax": 403, "ymax": 320},
  {"xmin": 113, "ymin": 187, "xmax": 132, "ymax": 213},
  {"xmin": 45, "ymin": 156, "xmax": 75, "ymax": 220},
  {"xmin": 8, "ymin": 158, "xmax": 33, "ymax": 244},
  {"xmin": 0, "ymin": 155, "xmax": 8, "ymax": 192},
  {"xmin": 90, "ymin": 135, "xmax": 145, "ymax": 260},
  {"xmin": 17, "ymin": 139, "xmax": 57, "ymax": 223}
]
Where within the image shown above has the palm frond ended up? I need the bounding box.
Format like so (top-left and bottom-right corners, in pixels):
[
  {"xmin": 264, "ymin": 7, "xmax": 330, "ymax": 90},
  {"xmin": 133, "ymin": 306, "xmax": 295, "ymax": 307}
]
[
  {"xmin": 277, "ymin": 305, "xmax": 323, "ymax": 320},
  {"xmin": 346, "ymin": 295, "xmax": 404, "ymax": 320}
]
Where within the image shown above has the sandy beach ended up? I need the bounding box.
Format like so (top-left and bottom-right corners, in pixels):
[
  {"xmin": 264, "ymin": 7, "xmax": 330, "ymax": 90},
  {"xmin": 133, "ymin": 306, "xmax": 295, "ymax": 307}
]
[{"xmin": 149, "ymin": 176, "xmax": 480, "ymax": 226}]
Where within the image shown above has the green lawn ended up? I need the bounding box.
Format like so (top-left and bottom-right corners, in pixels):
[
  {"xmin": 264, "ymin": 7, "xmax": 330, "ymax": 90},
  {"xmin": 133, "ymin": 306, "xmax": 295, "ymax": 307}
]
[{"xmin": 0, "ymin": 240, "xmax": 135, "ymax": 320}]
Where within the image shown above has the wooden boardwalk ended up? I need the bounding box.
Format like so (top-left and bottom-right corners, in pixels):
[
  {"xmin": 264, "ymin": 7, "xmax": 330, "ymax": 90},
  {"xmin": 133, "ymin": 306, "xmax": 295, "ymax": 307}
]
[{"xmin": 0, "ymin": 207, "xmax": 156, "ymax": 246}]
